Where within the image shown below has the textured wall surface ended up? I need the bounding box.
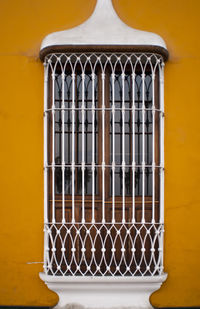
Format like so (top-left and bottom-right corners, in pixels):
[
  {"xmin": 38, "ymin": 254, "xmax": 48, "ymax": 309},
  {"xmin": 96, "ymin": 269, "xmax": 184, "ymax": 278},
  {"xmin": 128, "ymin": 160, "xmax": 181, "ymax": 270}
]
[{"xmin": 0, "ymin": 0, "xmax": 200, "ymax": 307}]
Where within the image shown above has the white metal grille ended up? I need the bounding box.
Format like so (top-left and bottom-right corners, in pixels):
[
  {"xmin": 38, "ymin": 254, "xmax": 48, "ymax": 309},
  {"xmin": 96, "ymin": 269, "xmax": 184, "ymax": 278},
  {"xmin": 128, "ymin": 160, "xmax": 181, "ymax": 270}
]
[{"xmin": 43, "ymin": 52, "xmax": 165, "ymax": 276}]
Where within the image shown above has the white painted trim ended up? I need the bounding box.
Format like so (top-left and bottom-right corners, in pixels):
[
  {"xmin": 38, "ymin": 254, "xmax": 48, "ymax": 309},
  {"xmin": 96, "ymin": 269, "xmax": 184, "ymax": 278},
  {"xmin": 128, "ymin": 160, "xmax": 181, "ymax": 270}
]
[
  {"xmin": 39, "ymin": 273, "xmax": 167, "ymax": 309},
  {"xmin": 41, "ymin": 0, "xmax": 167, "ymax": 51}
]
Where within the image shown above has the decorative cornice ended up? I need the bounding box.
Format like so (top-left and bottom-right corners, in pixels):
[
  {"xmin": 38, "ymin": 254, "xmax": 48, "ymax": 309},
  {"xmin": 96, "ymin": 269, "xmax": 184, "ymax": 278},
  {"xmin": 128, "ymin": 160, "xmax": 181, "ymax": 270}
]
[{"xmin": 40, "ymin": 0, "xmax": 168, "ymax": 59}]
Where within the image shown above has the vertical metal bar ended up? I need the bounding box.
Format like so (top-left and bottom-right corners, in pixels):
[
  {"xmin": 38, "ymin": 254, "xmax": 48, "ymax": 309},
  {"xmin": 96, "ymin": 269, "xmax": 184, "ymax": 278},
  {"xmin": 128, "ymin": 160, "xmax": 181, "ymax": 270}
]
[
  {"xmin": 132, "ymin": 72, "xmax": 135, "ymax": 223},
  {"xmin": 61, "ymin": 71, "xmax": 65, "ymax": 224},
  {"xmin": 160, "ymin": 61, "xmax": 165, "ymax": 224},
  {"xmin": 152, "ymin": 71, "xmax": 155, "ymax": 224},
  {"xmin": 43, "ymin": 61, "xmax": 48, "ymax": 273},
  {"xmin": 102, "ymin": 72, "xmax": 105, "ymax": 223},
  {"xmin": 92, "ymin": 71, "xmax": 95, "ymax": 223},
  {"xmin": 159, "ymin": 226, "xmax": 164, "ymax": 275},
  {"xmin": 112, "ymin": 73, "xmax": 115, "ymax": 224},
  {"xmin": 122, "ymin": 72, "xmax": 125, "ymax": 223},
  {"xmin": 52, "ymin": 72, "xmax": 56, "ymax": 224},
  {"xmin": 157, "ymin": 59, "xmax": 165, "ymax": 275},
  {"xmin": 142, "ymin": 71, "xmax": 145, "ymax": 224},
  {"xmin": 71, "ymin": 71, "xmax": 75, "ymax": 223},
  {"xmin": 44, "ymin": 62, "xmax": 48, "ymax": 224},
  {"xmin": 81, "ymin": 72, "xmax": 85, "ymax": 223}
]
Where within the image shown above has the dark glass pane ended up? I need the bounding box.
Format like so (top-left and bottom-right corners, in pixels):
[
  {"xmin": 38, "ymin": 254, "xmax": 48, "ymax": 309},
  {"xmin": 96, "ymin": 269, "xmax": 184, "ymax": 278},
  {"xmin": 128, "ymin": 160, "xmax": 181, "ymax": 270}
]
[
  {"xmin": 55, "ymin": 74, "xmax": 62, "ymax": 108},
  {"xmin": 52, "ymin": 72, "xmax": 98, "ymax": 196},
  {"xmin": 54, "ymin": 68, "xmax": 153, "ymax": 197},
  {"xmin": 109, "ymin": 72, "xmax": 153, "ymax": 196}
]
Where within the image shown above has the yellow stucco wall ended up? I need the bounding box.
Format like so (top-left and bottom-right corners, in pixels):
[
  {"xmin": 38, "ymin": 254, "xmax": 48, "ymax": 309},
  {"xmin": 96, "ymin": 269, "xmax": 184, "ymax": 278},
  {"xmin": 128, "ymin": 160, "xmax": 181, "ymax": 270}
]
[{"xmin": 0, "ymin": 0, "xmax": 200, "ymax": 307}]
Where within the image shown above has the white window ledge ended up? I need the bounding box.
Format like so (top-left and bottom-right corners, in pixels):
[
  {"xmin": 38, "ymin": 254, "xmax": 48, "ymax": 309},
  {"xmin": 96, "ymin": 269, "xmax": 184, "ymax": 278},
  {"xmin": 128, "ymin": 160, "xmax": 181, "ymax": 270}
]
[{"xmin": 39, "ymin": 273, "xmax": 167, "ymax": 309}]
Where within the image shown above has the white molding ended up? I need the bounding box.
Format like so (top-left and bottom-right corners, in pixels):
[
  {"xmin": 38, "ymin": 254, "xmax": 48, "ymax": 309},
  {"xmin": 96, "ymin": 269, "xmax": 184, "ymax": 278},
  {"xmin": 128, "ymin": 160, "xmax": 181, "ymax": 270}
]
[
  {"xmin": 39, "ymin": 273, "xmax": 167, "ymax": 309},
  {"xmin": 41, "ymin": 0, "xmax": 167, "ymax": 51}
]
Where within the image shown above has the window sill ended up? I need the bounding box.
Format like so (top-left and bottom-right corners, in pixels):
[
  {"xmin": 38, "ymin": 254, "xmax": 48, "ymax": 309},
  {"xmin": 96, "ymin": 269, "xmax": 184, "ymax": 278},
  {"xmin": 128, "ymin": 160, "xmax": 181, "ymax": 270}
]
[{"xmin": 39, "ymin": 273, "xmax": 167, "ymax": 309}]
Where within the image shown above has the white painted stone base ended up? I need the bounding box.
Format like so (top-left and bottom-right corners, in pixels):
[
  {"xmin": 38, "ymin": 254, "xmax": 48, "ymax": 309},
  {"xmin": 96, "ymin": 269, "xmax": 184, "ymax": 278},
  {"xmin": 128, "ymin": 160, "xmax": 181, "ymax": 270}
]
[{"xmin": 39, "ymin": 273, "xmax": 167, "ymax": 309}]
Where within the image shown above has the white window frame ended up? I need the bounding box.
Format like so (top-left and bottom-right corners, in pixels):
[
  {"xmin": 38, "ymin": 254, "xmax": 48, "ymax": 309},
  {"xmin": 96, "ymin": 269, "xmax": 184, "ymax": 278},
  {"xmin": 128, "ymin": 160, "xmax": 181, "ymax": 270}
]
[{"xmin": 39, "ymin": 1, "xmax": 168, "ymax": 308}]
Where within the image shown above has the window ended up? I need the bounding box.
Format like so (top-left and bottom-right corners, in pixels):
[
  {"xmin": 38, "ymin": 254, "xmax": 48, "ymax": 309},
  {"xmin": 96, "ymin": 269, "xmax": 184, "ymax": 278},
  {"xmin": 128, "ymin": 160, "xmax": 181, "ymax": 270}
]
[{"xmin": 44, "ymin": 52, "xmax": 164, "ymax": 276}]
